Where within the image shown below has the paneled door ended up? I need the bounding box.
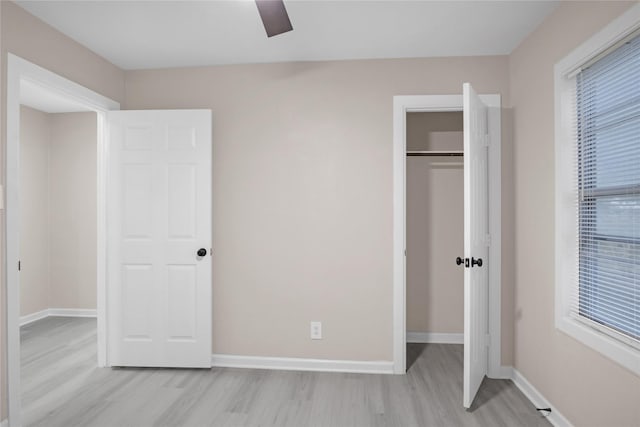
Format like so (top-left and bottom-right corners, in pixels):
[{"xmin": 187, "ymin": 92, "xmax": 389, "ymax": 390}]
[
  {"xmin": 107, "ymin": 110, "xmax": 212, "ymax": 368},
  {"xmin": 463, "ymin": 83, "xmax": 489, "ymax": 408}
]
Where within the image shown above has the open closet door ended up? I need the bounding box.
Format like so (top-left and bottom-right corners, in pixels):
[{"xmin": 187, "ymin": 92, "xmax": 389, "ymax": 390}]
[
  {"xmin": 107, "ymin": 110, "xmax": 212, "ymax": 368},
  {"xmin": 462, "ymin": 83, "xmax": 489, "ymax": 408}
]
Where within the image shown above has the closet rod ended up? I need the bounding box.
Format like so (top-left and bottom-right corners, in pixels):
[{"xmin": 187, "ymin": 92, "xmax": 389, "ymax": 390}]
[
  {"xmin": 431, "ymin": 162, "xmax": 463, "ymax": 167},
  {"xmin": 406, "ymin": 151, "xmax": 463, "ymax": 157}
]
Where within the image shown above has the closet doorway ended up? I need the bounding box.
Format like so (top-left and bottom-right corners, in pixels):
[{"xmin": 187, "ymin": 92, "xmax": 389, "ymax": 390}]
[
  {"xmin": 406, "ymin": 110, "xmax": 465, "ymax": 348},
  {"xmin": 392, "ymin": 89, "xmax": 503, "ymax": 409}
]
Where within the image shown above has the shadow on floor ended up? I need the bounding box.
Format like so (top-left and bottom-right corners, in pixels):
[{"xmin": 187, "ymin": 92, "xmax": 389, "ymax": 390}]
[
  {"xmin": 406, "ymin": 342, "xmax": 427, "ymax": 371},
  {"xmin": 468, "ymin": 377, "xmax": 510, "ymax": 411}
]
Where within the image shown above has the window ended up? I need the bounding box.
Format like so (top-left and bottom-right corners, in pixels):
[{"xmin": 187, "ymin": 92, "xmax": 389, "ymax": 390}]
[
  {"xmin": 555, "ymin": 4, "xmax": 640, "ymax": 375},
  {"xmin": 575, "ymin": 32, "xmax": 640, "ymax": 346}
]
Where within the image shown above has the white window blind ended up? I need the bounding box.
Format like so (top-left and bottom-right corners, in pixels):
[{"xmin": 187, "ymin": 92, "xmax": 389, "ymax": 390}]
[{"xmin": 574, "ymin": 31, "xmax": 640, "ymax": 346}]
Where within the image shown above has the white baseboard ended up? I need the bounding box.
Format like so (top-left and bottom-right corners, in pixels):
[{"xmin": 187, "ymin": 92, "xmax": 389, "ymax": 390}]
[
  {"xmin": 1, "ymin": 418, "xmax": 7, "ymax": 427},
  {"xmin": 489, "ymin": 365, "xmax": 514, "ymax": 380},
  {"xmin": 406, "ymin": 332, "xmax": 464, "ymax": 344},
  {"xmin": 20, "ymin": 308, "xmax": 97, "ymax": 326},
  {"xmin": 212, "ymin": 354, "xmax": 395, "ymax": 375},
  {"xmin": 19, "ymin": 308, "xmax": 50, "ymax": 326},
  {"xmin": 49, "ymin": 308, "xmax": 97, "ymax": 318},
  {"xmin": 509, "ymin": 367, "xmax": 573, "ymax": 427}
]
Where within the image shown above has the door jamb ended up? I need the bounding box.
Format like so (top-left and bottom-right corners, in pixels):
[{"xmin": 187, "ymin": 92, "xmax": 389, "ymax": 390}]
[
  {"xmin": 5, "ymin": 54, "xmax": 120, "ymax": 427},
  {"xmin": 392, "ymin": 94, "xmax": 503, "ymax": 377}
]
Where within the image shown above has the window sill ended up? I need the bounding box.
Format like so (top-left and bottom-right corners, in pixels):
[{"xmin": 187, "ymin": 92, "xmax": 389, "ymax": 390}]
[{"xmin": 557, "ymin": 315, "xmax": 640, "ymax": 377}]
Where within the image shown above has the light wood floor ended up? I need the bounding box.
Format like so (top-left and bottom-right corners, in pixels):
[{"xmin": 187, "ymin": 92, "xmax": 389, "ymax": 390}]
[{"xmin": 21, "ymin": 317, "xmax": 550, "ymax": 427}]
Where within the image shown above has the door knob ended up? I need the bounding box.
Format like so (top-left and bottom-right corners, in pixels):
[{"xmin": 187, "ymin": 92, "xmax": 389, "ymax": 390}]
[
  {"xmin": 471, "ymin": 257, "xmax": 483, "ymax": 267},
  {"xmin": 456, "ymin": 257, "xmax": 464, "ymax": 266},
  {"xmin": 197, "ymin": 248, "xmax": 207, "ymax": 257}
]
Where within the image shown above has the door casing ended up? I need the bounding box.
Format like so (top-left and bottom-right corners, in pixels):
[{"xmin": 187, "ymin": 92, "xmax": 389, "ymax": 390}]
[
  {"xmin": 5, "ymin": 54, "xmax": 120, "ymax": 427},
  {"xmin": 392, "ymin": 94, "xmax": 505, "ymax": 378}
]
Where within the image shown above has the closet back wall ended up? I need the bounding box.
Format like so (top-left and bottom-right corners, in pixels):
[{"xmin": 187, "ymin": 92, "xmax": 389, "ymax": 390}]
[
  {"xmin": 19, "ymin": 105, "xmax": 97, "ymax": 317},
  {"xmin": 406, "ymin": 112, "xmax": 464, "ymax": 335}
]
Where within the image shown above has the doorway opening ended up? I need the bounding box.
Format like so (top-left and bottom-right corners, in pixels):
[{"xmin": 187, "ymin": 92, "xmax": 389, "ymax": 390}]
[
  {"xmin": 5, "ymin": 54, "xmax": 120, "ymax": 427},
  {"xmin": 18, "ymin": 88, "xmax": 99, "ymax": 424},
  {"xmin": 405, "ymin": 111, "xmax": 465, "ymax": 371},
  {"xmin": 392, "ymin": 92, "xmax": 504, "ymax": 407}
]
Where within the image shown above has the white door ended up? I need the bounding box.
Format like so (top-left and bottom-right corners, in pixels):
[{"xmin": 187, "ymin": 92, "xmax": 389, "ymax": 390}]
[
  {"xmin": 107, "ymin": 110, "xmax": 212, "ymax": 368},
  {"xmin": 463, "ymin": 83, "xmax": 489, "ymax": 408}
]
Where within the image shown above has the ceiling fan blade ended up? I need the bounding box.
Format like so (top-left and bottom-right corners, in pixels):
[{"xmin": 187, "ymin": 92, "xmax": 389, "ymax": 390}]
[{"xmin": 255, "ymin": 0, "xmax": 293, "ymax": 38}]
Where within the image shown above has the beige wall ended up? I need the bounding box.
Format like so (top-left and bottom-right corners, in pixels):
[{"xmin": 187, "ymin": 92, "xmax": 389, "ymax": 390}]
[
  {"xmin": 1, "ymin": 1, "xmax": 124, "ymax": 104},
  {"xmin": 406, "ymin": 112, "xmax": 463, "ymax": 334},
  {"xmin": 19, "ymin": 106, "xmax": 51, "ymax": 316},
  {"xmin": 509, "ymin": 2, "xmax": 640, "ymax": 426},
  {"xmin": 49, "ymin": 112, "xmax": 97, "ymax": 310},
  {"xmin": 18, "ymin": 108, "xmax": 97, "ymax": 316},
  {"xmin": 125, "ymin": 56, "xmax": 511, "ymax": 361}
]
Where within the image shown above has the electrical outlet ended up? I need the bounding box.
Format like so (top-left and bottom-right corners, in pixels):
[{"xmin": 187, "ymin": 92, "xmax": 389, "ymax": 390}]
[{"xmin": 310, "ymin": 321, "xmax": 322, "ymax": 340}]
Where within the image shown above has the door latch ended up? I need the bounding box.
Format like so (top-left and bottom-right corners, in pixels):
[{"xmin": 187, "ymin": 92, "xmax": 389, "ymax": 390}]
[
  {"xmin": 471, "ymin": 257, "xmax": 483, "ymax": 267},
  {"xmin": 456, "ymin": 257, "xmax": 470, "ymax": 267}
]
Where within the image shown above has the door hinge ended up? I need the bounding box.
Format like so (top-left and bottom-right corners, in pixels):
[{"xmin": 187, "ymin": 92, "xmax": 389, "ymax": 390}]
[
  {"xmin": 485, "ymin": 333, "xmax": 491, "ymax": 348},
  {"xmin": 485, "ymin": 114, "xmax": 490, "ymax": 138},
  {"xmin": 482, "ymin": 134, "xmax": 489, "ymax": 148},
  {"xmin": 485, "ymin": 233, "xmax": 491, "ymax": 247}
]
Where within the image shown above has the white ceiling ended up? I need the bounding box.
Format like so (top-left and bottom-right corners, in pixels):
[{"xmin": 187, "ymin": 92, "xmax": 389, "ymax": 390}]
[
  {"xmin": 20, "ymin": 80, "xmax": 92, "ymax": 113},
  {"xmin": 16, "ymin": 1, "xmax": 558, "ymax": 71}
]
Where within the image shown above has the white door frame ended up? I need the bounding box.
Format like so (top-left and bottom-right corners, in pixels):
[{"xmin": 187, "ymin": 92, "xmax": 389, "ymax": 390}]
[
  {"xmin": 392, "ymin": 94, "xmax": 504, "ymax": 377},
  {"xmin": 5, "ymin": 54, "xmax": 120, "ymax": 427}
]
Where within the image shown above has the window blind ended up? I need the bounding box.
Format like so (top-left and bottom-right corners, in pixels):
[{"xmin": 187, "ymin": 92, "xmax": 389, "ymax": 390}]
[{"xmin": 574, "ymin": 31, "xmax": 640, "ymax": 346}]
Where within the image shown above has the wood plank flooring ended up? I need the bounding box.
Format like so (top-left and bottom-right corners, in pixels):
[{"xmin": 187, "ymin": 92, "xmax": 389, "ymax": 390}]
[{"xmin": 21, "ymin": 317, "xmax": 551, "ymax": 427}]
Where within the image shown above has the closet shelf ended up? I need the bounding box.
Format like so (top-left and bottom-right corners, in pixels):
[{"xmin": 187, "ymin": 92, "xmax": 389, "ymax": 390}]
[{"xmin": 406, "ymin": 150, "xmax": 463, "ymax": 157}]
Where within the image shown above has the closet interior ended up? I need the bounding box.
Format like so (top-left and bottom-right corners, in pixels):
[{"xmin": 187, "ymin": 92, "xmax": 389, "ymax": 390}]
[{"xmin": 406, "ymin": 111, "xmax": 464, "ymax": 343}]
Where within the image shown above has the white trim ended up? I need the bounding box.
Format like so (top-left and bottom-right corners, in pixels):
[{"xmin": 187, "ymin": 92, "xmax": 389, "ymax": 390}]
[
  {"xmin": 509, "ymin": 367, "xmax": 573, "ymax": 427},
  {"xmin": 96, "ymin": 110, "xmax": 109, "ymax": 369},
  {"xmin": 406, "ymin": 332, "xmax": 463, "ymax": 344},
  {"xmin": 1, "ymin": 419, "xmax": 8, "ymax": 427},
  {"xmin": 20, "ymin": 308, "xmax": 97, "ymax": 326},
  {"xmin": 485, "ymin": 94, "xmax": 502, "ymax": 379},
  {"xmin": 493, "ymin": 365, "xmax": 514, "ymax": 380},
  {"xmin": 211, "ymin": 354, "xmax": 394, "ymax": 375},
  {"xmin": 5, "ymin": 54, "xmax": 120, "ymax": 427},
  {"xmin": 392, "ymin": 94, "xmax": 502, "ymax": 377},
  {"xmin": 49, "ymin": 308, "xmax": 97, "ymax": 318},
  {"xmin": 19, "ymin": 309, "xmax": 50, "ymax": 326},
  {"xmin": 554, "ymin": 4, "xmax": 640, "ymax": 377}
]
